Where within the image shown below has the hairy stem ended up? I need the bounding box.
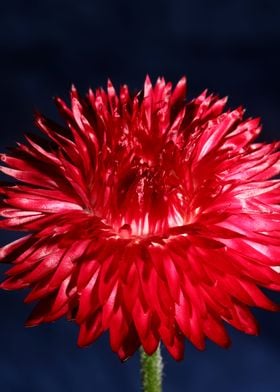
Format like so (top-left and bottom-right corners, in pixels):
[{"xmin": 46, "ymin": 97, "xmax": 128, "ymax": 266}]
[{"xmin": 140, "ymin": 345, "xmax": 163, "ymax": 392}]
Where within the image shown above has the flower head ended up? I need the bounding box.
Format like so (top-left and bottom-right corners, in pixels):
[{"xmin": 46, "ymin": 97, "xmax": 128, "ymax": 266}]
[{"xmin": 0, "ymin": 76, "xmax": 280, "ymax": 361}]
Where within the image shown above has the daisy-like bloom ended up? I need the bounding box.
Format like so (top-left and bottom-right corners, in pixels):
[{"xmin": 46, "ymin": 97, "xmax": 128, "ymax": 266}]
[{"xmin": 0, "ymin": 76, "xmax": 280, "ymax": 361}]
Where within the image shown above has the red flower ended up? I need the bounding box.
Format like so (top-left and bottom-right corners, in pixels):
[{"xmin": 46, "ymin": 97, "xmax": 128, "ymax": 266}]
[{"xmin": 0, "ymin": 76, "xmax": 280, "ymax": 361}]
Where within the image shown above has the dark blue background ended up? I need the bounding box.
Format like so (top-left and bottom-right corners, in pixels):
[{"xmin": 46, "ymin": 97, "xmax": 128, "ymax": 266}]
[{"xmin": 0, "ymin": 1, "xmax": 280, "ymax": 391}]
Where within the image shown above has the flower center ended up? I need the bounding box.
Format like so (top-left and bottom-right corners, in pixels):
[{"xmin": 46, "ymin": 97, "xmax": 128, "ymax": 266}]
[{"xmin": 103, "ymin": 168, "xmax": 186, "ymax": 237}]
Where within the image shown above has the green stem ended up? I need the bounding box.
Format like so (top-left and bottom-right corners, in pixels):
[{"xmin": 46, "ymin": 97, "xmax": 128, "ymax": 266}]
[{"xmin": 140, "ymin": 345, "xmax": 163, "ymax": 392}]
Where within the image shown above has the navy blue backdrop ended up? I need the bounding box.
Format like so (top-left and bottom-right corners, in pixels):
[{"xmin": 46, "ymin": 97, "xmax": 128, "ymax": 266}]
[{"xmin": 0, "ymin": 1, "xmax": 280, "ymax": 391}]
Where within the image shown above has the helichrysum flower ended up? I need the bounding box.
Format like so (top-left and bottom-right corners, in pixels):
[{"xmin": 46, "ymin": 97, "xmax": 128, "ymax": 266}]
[{"xmin": 0, "ymin": 76, "xmax": 280, "ymax": 361}]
